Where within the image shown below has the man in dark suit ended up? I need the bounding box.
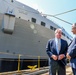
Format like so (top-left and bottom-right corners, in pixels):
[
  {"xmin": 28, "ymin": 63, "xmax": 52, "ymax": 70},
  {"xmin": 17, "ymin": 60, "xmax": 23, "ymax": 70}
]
[
  {"xmin": 46, "ymin": 28, "xmax": 68, "ymax": 75},
  {"xmin": 67, "ymin": 23, "xmax": 76, "ymax": 75}
]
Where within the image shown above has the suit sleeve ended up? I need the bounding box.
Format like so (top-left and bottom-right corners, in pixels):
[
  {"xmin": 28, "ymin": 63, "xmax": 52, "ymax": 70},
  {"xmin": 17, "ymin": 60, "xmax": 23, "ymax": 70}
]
[
  {"xmin": 69, "ymin": 45, "xmax": 76, "ymax": 58},
  {"xmin": 68, "ymin": 38, "xmax": 76, "ymax": 58},
  {"xmin": 46, "ymin": 40, "xmax": 53, "ymax": 58},
  {"xmin": 64, "ymin": 41, "xmax": 68, "ymax": 56}
]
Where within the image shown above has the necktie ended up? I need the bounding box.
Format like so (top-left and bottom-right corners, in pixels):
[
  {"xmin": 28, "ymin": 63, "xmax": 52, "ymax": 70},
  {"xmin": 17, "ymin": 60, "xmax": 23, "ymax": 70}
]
[{"xmin": 58, "ymin": 39, "xmax": 60, "ymax": 51}]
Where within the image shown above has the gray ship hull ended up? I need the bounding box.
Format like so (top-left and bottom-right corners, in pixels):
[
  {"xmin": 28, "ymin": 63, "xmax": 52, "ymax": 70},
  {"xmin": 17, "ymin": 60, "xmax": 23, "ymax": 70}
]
[
  {"xmin": 0, "ymin": 13, "xmax": 55, "ymax": 72},
  {"xmin": 0, "ymin": 13, "xmax": 55, "ymax": 59}
]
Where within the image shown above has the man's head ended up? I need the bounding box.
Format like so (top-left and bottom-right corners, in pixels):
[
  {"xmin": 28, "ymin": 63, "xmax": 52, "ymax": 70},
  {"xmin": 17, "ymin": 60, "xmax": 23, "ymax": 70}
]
[
  {"xmin": 72, "ymin": 23, "xmax": 76, "ymax": 34},
  {"xmin": 55, "ymin": 28, "xmax": 62, "ymax": 39}
]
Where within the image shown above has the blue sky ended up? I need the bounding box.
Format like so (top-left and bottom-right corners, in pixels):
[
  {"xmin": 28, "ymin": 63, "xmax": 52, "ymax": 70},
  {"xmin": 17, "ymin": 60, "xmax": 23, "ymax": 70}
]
[{"xmin": 17, "ymin": 0, "xmax": 76, "ymax": 37}]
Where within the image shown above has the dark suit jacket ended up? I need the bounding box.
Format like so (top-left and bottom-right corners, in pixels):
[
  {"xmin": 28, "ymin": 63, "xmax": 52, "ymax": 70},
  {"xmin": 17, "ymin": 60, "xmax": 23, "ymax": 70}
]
[
  {"xmin": 46, "ymin": 38, "xmax": 68, "ymax": 66},
  {"xmin": 68, "ymin": 37, "xmax": 76, "ymax": 68}
]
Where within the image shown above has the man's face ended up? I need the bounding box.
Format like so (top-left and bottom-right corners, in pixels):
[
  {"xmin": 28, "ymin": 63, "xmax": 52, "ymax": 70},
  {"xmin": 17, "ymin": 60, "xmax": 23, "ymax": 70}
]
[
  {"xmin": 55, "ymin": 30, "xmax": 62, "ymax": 39},
  {"xmin": 71, "ymin": 25, "xmax": 76, "ymax": 34}
]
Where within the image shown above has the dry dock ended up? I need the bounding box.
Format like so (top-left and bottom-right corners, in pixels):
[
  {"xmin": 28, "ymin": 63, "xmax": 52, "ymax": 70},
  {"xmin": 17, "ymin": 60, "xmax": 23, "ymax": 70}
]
[{"xmin": 0, "ymin": 65, "xmax": 73, "ymax": 75}]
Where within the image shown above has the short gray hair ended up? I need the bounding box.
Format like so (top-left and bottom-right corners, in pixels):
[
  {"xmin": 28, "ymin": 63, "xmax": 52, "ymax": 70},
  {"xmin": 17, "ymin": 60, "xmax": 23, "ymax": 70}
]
[
  {"xmin": 73, "ymin": 23, "xmax": 76, "ymax": 27},
  {"xmin": 55, "ymin": 28, "xmax": 62, "ymax": 34}
]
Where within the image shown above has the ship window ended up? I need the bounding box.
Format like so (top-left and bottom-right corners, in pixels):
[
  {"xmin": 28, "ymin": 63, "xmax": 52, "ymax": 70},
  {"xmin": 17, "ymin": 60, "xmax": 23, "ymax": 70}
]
[
  {"xmin": 67, "ymin": 36, "xmax": 69, "ymax": 39},
  {"xmin": 31, "ymin": 18, "xmax": 36, "ymax": 23},
  {"xmin": 62, "ymin": 32, "xmax": 65, "ymax": 36},
  {"xmin": 11, "ymin": 0, "xmax": 13, "ymax": 2},
  {"xmin": 41, "ymin": 21, "xmax": 45, "ymax": 26},
  {"xmin": 19, "ymin": 17, "xmax": 21, "ymax": 18},
  {"xmin": 68, "ymin": 37, "xmax": 70, "ymax": 40},
  {"xmin": 54, "ymin": 28, "xmax": 56, "ymax": 31},
  {"xmin": 70, "ymin": 39, "xmax": 72, "ymax": 41},
  {"xmin": 6, "ymin": 50, "xmax": 9, "ymax": 53},
  {"xmin": 13, "ymin": 52, "xmax": 15, "ymax": 54},
  {"xmin": 50, "ymin": 26, "xmax": 53, "ymax": 30}
]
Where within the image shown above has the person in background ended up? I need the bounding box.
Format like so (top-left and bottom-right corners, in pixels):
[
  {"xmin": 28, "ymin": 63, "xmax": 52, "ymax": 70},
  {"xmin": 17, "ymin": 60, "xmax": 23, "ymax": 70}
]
[
  {"xmin": 46, "ymin": 28, "xmax": 68, "ymax": 75},
  {"xmin": 67, "ymin": 23, "xmax": 76, "ymax": 75}
]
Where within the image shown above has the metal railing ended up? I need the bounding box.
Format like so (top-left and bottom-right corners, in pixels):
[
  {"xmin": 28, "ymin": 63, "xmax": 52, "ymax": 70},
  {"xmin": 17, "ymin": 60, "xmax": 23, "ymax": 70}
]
[{"xmin": 0, "ymin": 51, "xmax": 48, "ymax": 72}]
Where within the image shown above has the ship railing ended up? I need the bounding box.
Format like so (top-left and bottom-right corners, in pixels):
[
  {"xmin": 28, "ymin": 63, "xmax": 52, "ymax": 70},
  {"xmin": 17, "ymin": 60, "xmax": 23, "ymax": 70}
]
[{"xmin": 0, "ymin": 51, "xmax": 49, "ymax": 73}]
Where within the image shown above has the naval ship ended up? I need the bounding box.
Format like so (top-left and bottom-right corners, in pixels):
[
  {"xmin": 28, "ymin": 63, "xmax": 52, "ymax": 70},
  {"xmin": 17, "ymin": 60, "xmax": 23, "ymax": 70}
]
[{"xmin": 0, "ymin": 0, "xmax": 72, "ymax": 72}]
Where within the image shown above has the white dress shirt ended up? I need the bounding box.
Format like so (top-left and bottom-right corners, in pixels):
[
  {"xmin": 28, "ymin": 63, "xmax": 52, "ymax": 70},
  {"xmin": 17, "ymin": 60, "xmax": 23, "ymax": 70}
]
[{"xmin": 55, "ymin": 38, "xmax": 61, "ymax": 54}]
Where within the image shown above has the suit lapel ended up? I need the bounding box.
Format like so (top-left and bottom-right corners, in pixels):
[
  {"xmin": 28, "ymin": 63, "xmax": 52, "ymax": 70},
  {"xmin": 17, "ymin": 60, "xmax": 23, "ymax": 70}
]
[
  {"xmin": 59, "ymin": 39, "xmax": 63, "ymax": 54},
  {"xmin": 53, "ymin": 39, "xmax": 58, "ymax": 54},
  {"xmin": 53, "ymin": 39, "xmax": 56, "ymax": 49}
]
